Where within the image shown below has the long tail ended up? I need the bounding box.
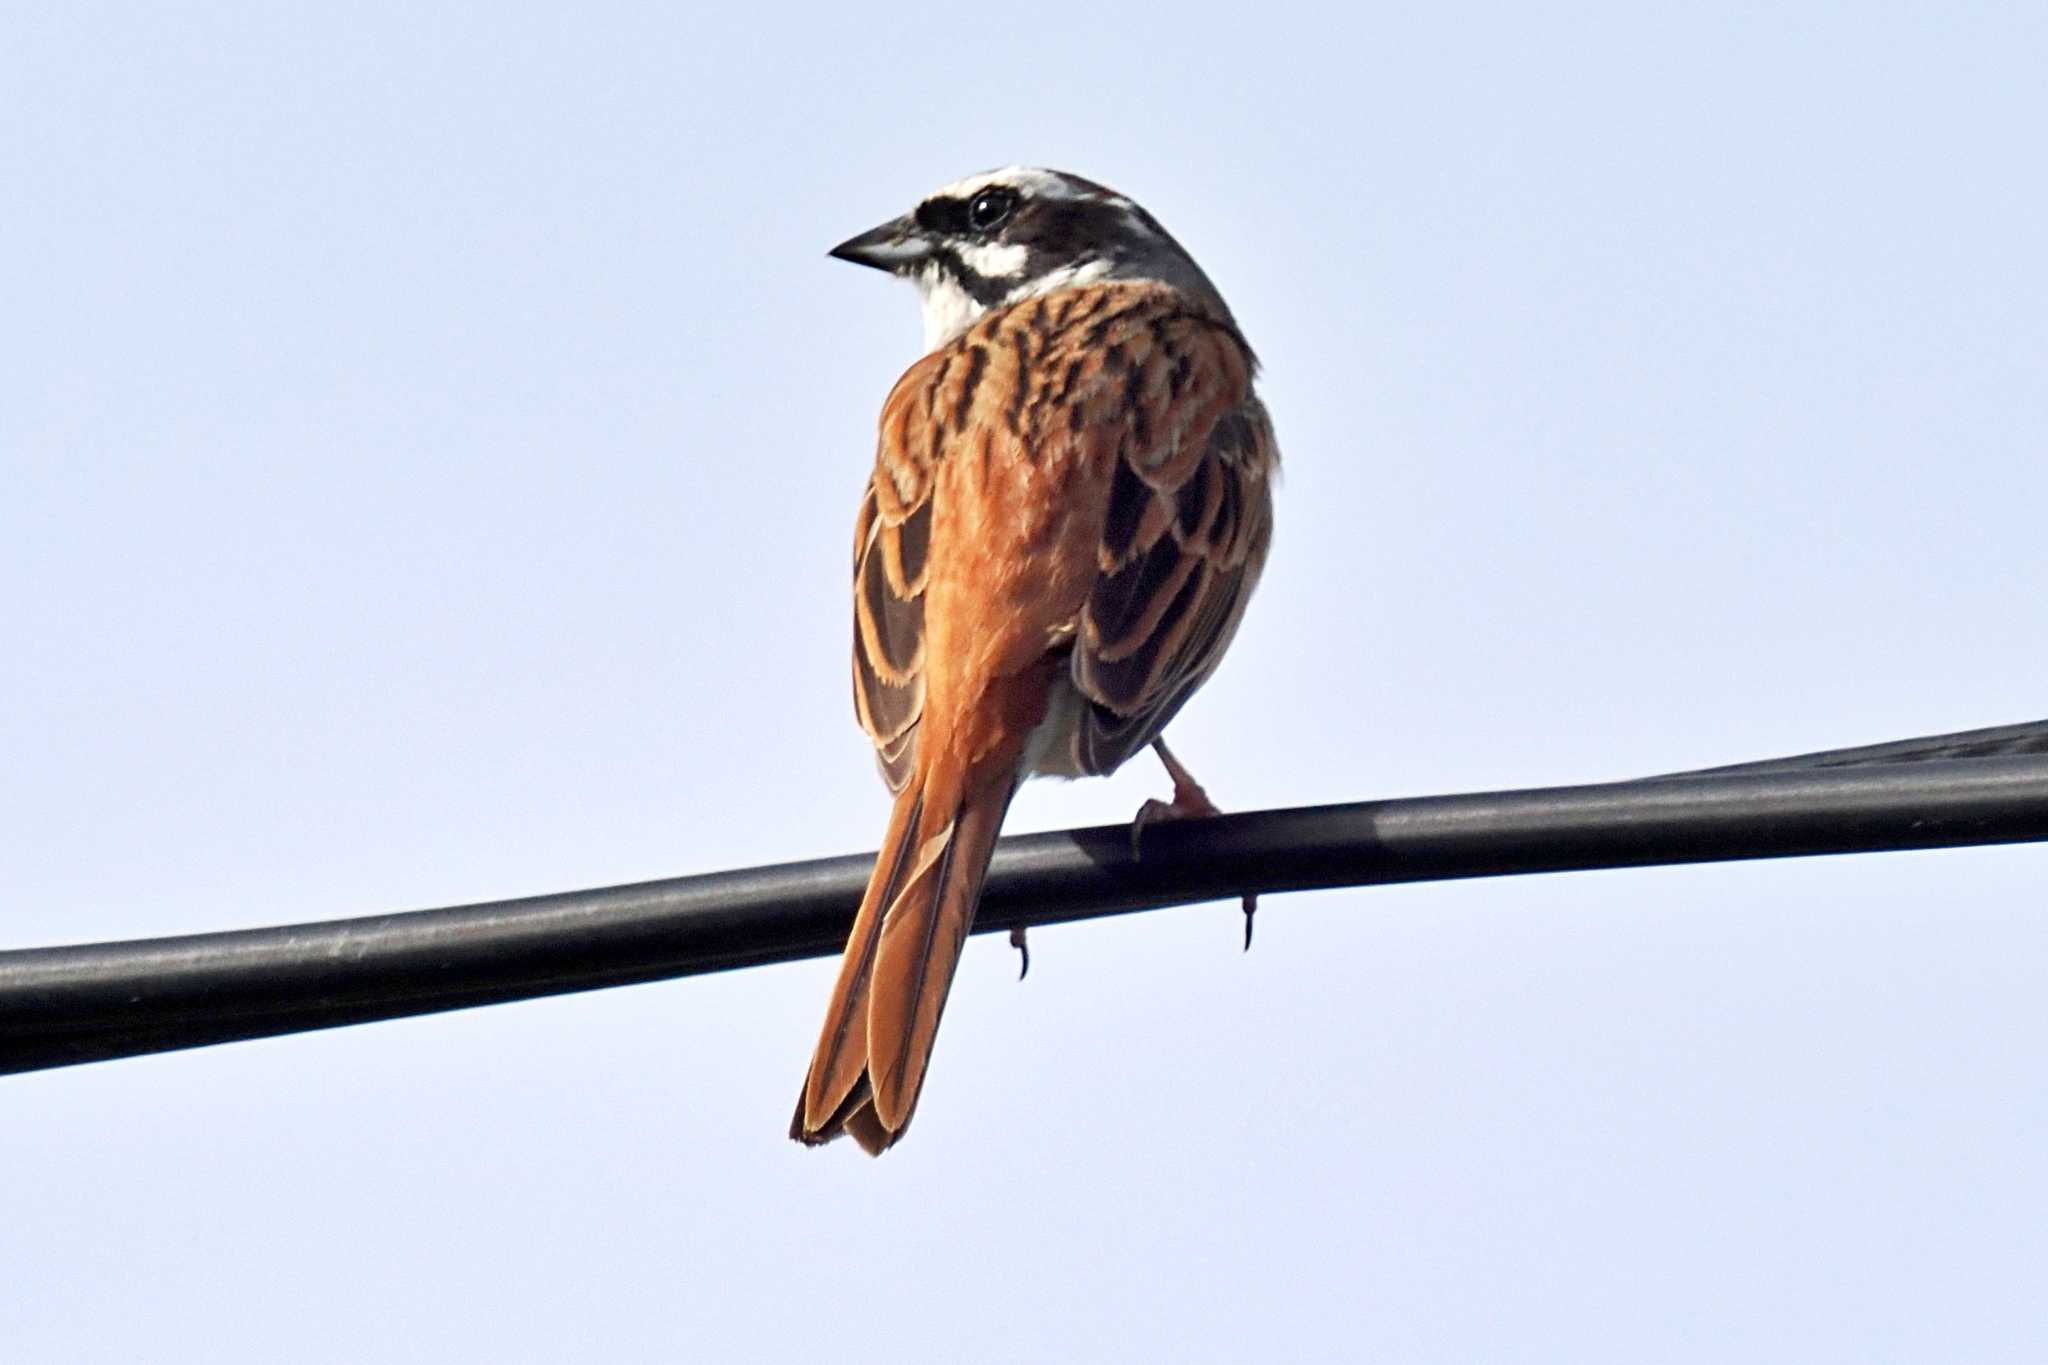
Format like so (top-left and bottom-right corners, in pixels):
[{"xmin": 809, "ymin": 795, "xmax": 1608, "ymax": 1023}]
[{"xmin": 791, "ymin": 757, "xmax": 1016, "ymax": 1154}]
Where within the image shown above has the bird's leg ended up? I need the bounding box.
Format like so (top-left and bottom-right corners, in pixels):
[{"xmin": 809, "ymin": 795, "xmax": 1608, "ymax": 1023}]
[
  {"xmin": 1130, "ymin": 738, "xmax": 1261, "ymax": 949},
  {"xmin": 1009, "ymin": 925, "xmax": 1031, "ymax": 981},
  {"xmin": 1133, "ymin": 738, "xmax": 1223, "ymax": 830}
]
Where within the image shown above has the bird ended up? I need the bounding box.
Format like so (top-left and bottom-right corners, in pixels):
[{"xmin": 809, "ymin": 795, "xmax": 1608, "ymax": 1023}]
[{"xmin": 792, "ymin": 167, "xmax": 1278, "ymax": 1154}]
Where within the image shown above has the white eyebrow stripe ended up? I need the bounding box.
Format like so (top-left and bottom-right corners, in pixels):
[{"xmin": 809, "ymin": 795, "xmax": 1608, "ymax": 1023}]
[{"xmin": 934, "ymin": 166, "xmax": 1088, "ymax": 202}]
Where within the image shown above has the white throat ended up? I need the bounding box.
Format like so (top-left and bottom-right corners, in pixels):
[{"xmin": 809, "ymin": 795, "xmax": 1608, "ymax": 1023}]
[{"xmin": 916, "ymin": 267, "xmax": 984, "ymax": 352}]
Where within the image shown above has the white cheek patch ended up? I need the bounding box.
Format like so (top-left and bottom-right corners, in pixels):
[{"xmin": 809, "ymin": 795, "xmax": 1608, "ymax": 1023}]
[
  {"xmin": 953, "ymin": 240, "xmax": 1030, "ymax": 279},
  {"xmin": 916, "ymin": 265, "xmax": 986, "ymax": 351}
]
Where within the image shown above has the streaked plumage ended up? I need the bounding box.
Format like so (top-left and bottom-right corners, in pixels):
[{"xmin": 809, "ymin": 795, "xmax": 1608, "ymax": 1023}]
[{"xmin": 794, "ymin": 168, "xmax": 1279, "ymax": 1153}]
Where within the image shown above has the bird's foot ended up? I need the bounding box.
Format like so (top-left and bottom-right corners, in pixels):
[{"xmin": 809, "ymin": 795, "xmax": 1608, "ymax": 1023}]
[{"xmin": 1130, "ymin": 739, "xmax": 1260, "ymax": 950}]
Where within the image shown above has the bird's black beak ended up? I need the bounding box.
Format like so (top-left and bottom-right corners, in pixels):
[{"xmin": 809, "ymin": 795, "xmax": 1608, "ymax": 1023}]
[{"xmin": 828, "ymin": 214, "xmax": 930, "ymax": 274}]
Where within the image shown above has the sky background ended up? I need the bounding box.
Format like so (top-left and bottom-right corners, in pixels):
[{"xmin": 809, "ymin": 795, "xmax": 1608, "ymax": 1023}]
[{"xmin": 5, "ymin": 3, "xmax": 2046, "ymax": 1360}]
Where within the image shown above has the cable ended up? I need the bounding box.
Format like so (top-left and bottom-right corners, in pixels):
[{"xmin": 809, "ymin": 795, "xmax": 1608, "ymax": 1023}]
[
  {"xmin": 5, "ymin": 722, "xmax": 2047, "ymax": 1077},
  {"xmin": 1666, "ymin": 716, "xmax": 2048, "ymax": 775}
]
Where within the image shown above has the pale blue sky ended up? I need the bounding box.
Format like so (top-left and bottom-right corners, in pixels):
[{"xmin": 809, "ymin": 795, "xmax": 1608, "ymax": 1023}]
[{"xmin": 5, "ymin": 3, "xmax": 2046, "ymax": 1360}]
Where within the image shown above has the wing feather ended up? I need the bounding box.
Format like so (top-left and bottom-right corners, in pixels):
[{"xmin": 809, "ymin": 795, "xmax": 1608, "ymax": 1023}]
[
  {"xmin": 852, "ymin": 476, "xmax": 931, "ymax": 793},
  {"xmin": 1072, "ymin": 395, "xmax": 1275, "ymax": 776}
]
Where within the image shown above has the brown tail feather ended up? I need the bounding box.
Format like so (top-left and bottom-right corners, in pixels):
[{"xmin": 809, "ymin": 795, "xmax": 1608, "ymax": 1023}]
[
  {"xmin": 792, "ymin": 786, "xmax": 923, "ymax": 1139},
  {"xmin": 791, "ymin": 759, "xmax": 1016, "ymax": 1152}
]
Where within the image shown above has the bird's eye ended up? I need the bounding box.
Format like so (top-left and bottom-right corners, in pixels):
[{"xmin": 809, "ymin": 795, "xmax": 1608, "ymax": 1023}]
[{"xmin": 967, "ymin": 187, "xmax": 1017, "ymax": 232}]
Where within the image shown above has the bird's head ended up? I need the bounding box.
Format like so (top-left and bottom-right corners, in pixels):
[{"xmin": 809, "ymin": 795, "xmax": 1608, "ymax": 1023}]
[{"xmin": 830, "ymin": 167, "xmax": 1232, "ymax": 350}]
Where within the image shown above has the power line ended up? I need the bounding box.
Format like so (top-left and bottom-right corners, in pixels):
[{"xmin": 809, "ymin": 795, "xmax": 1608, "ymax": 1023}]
[{"xmin": 5, "ymin": 719, "xmax": 2048, "ymax": 1078}]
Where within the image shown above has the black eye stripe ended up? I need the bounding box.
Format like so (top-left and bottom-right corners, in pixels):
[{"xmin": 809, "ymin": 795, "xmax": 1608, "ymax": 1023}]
[{"xmin": 914, "ymin": 196, "xmax": 970, "ymax": 235}]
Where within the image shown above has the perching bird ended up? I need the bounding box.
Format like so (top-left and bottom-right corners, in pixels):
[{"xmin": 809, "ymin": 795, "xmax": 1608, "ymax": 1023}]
[{"xmin": 792, "ymin": 168, "xmax": 1278, "ymax": 1154}]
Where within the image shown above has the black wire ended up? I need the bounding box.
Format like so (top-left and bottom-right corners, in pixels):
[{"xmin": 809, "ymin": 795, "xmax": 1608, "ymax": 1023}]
[
  {"xmin": 5, "ymin": 718, "xmax": 2048, "ymax": 1078},
  {"xmin": 1665, "ymin": 717, "xmax": 2048, "ymax": 775}
]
